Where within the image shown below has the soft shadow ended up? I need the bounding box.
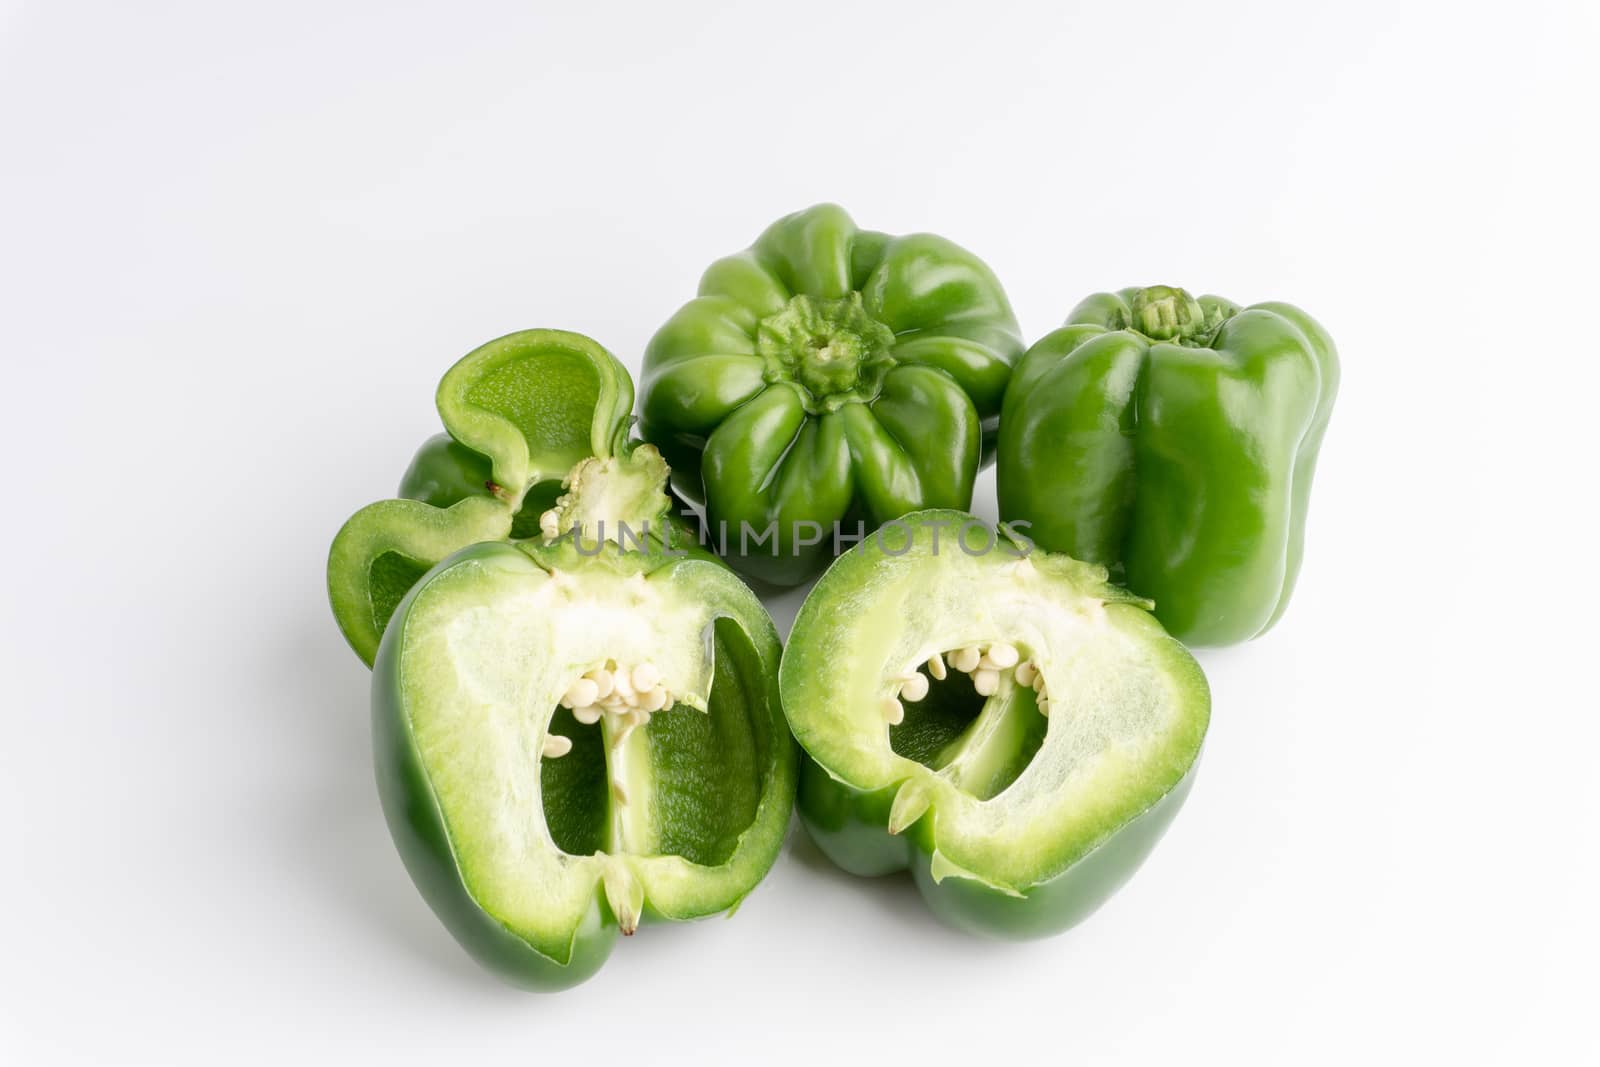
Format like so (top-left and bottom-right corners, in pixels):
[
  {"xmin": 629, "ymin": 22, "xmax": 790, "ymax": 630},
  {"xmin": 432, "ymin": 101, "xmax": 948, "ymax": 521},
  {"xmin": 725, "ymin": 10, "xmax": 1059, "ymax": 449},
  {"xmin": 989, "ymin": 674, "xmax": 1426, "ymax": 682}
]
[{"xmin": 781, "ymin": 819, "xmax": 1020, "ymax": 945}]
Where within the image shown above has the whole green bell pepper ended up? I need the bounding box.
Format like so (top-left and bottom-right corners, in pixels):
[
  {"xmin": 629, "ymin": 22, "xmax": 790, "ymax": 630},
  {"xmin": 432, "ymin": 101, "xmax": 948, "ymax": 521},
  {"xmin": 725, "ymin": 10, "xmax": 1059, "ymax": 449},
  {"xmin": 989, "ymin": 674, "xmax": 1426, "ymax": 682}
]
[
  {"xmin": 781, "ymin": 510, "xmax": 1209, "ymax": 938},
  {"xmin": 328, "ymin": 328, "xmax": 646, "ymax": 666},
  {"xmin": 375, "ymin": 457, "xmax": 795, "ymax": 989},
  {"xmin": 640, "ymin": 204, "xmax": 1024, "ymax": 586},
  {"xmin": 997, "ymin": 286, "xmax": 1339, "ymax": 646}
]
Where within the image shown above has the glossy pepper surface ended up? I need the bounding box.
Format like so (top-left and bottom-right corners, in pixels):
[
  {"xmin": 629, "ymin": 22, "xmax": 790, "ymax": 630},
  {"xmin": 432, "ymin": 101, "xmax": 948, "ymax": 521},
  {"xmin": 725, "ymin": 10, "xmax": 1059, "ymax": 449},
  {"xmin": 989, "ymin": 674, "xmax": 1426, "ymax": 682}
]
[
  {"xmin": 782, "ymin": 511, "xmax": 1209, "ymax": 938},
  {"xmin": 640, "ymin": 204, "xmax": 1024, "ymax": 586},
  {"xmin": 997, "ymin": 286, "xmax": 1339, "ymax": 646},
  {"xmin": 375, "ymin": 467, "xmax": 795, "ymax": 989},
  {"xmin": 328, "ymin": 328, "xmax": 646, "ymax": 665}
]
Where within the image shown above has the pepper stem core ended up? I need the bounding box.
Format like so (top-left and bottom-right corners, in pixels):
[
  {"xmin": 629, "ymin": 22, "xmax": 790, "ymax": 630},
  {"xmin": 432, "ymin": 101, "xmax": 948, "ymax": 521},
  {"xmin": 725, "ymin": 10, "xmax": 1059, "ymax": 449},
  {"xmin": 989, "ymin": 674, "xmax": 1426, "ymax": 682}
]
[
  {"xmin": 757, "ymin": 293, "xmax": 896, "ymax": 413},
  {"xmin": 537, "ymin": 444, "xmax": 671, "ymax": 546}
]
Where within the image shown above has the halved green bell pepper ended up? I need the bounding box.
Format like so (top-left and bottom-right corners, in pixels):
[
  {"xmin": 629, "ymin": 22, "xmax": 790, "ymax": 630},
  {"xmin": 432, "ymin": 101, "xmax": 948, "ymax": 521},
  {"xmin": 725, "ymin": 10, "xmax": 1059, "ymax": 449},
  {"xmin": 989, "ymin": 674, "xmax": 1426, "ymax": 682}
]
[
  {"xmin": 997, "ymin": 286, "xmax": 1339, "ymax": 646},
  {"xmin": 781, "ymin": 510, "xmax": 1209, "ymax": 938},
  {"xmin": 376, "ymin": 493, "xmax": 795, "ymax": 989},
  {"xmin": 328, "ymin": 328, "xmax": 641, "ymax": 666},
  {"xmin": 640, "ymin": 204, "xmax": 1024, "ymax": 586}
]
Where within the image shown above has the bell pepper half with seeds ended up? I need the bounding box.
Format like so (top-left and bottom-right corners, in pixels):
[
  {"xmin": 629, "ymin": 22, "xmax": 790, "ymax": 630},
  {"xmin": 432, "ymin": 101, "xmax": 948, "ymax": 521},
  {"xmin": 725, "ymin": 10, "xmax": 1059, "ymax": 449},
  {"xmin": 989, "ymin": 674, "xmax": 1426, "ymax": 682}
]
[
  {"xmin": 376, "ymin": 524, "xmax": 794, "ymax": 990},
  {"xmin": 782, "ymin": 511, "xmax": 1209, "ymax": 938}
]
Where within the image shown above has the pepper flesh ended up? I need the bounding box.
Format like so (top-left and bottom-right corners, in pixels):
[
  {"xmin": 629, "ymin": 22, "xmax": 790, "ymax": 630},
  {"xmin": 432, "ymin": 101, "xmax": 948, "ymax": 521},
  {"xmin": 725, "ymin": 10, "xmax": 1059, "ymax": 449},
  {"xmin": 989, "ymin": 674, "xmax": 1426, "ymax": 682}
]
[
  {"xmin": 640, "ymin": 204, "xmax": 1023, "ymax": 586},
  {"xmin": 996, "ymin": 286, "xmax": 1339, "ymax": 645},
  {"xmin": 781, "ymin": 510, "xmax": 1209, "ymax": 938}
]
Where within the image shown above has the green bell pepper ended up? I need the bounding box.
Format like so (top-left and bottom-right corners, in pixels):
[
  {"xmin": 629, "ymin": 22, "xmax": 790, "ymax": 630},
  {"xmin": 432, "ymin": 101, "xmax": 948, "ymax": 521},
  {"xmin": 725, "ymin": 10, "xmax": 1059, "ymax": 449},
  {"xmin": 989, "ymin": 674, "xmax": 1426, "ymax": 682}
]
[
  {"xmin": 375, "ymin": 474, "xmax": 795, "ymax": 989},
  {"xmin": 997, "ymin": 286, "xmax": 1339, "ymax": 646},
  {"xmin": 328, "ymin": 328, "xmax": 640, "ymax": 666},
  {"xmin": 781, "ymin": 511, "xmax": 1209, "ymax": 938},
  {"xmin": 640, "ymin": 204, "xmax": 1024, "ymax": 586}
]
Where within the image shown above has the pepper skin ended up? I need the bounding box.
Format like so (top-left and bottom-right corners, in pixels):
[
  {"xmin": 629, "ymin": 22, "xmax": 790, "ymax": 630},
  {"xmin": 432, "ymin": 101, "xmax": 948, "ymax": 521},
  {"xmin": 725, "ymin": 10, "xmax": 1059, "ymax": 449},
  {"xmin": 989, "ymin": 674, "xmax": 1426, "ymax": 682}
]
[
  {"xmin": 782, "ymin": 511, "xmax": 1209, "ymax": 938},
  {"xmin": 328, "ymin": 329, "xmax": 642, "ymax": 666},
  {"xmin": 997, "ymin": 286, "xmax": 1339, "ymax": 646},
  {"xmin": 640, "ymin": 204, "xmax": 1023, "ymax": 586}
]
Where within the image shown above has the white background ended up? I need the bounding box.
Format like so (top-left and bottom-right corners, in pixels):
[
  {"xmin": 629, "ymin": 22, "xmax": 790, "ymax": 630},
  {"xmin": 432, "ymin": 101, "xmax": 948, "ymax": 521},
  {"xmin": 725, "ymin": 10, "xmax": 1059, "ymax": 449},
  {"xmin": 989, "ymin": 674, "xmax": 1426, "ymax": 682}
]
[{"xmin": 3, "ymin": 1, "xmax": 1597, "ymax": 1062}]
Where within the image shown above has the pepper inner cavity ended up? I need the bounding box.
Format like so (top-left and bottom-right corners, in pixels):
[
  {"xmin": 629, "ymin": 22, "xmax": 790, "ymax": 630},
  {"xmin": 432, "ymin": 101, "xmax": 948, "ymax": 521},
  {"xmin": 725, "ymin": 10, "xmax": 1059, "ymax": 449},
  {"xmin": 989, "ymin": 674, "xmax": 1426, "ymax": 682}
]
[{"xmin": 886, "ymin": 643, "xmax": 1049, "ymax": 802}]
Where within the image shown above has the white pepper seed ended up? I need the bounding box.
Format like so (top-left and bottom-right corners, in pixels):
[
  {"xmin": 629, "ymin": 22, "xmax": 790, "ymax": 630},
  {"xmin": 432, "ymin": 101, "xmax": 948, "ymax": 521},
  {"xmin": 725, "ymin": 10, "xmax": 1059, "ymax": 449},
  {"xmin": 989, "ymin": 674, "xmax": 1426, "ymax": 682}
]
[
  {"xmin": 631, "ymin": 663, "xmax": 661, "ymax": 692},
  {"xmin": 986, "ymin": 643, "xmax": 1019, "ymax": 669},
  {"xmin": 563, "ymin": 677, "xmax": 599, "ymax": 710}
]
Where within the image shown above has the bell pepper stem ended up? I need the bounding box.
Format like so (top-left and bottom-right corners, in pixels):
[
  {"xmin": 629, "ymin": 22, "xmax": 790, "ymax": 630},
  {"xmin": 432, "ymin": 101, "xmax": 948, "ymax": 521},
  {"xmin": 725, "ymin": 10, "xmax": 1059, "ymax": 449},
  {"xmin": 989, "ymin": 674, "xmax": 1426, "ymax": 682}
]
[
  {"xmin": 601, "ymin": 859, "xmax": 644, "ymax": 936},
  {"xmin": 1128, "ymin": 285, "xmax": 1206, "ymax": 342},
  {"xmin": 887, "ymin": 780, "xmax": 933, "ymax": 836}
]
